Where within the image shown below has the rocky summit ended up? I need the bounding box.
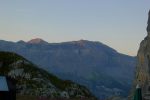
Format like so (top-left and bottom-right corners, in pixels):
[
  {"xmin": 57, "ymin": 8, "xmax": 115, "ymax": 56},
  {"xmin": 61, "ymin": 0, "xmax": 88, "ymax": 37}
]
[
  {"xmin": 27, "ymin": 38, "xmax": 49, "ymax": 44},
  {"xmin": 0, "ymin": 51, "xmax": 96, "ymax": 100},
  {"xmin": 131, "ymin": 10, "xmax": 150, "ymax": 100}
]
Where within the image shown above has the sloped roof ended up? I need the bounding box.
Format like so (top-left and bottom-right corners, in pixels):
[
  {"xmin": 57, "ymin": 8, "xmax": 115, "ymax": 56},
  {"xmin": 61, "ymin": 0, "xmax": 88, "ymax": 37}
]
[{"xmin": 0, "ymin": 76, "xmax": 9, "ymax": 91}]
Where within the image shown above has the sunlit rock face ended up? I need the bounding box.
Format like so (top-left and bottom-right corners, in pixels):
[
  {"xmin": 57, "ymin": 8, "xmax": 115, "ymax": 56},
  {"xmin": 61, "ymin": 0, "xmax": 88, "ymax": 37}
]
[
  {"xmin": 136, "ymin": 10, "xmax": 150, "ymax": 87},
  {"xmin": 131, "ymin": 10, "xmax": 150, "ymax": 100}
]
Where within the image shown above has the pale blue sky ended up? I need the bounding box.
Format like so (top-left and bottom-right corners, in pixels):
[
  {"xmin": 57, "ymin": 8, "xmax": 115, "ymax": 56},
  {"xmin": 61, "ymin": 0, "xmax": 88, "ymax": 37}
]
[{"xmin": 0, "ymin": 0, "xmax": 149, "ymax": 56}]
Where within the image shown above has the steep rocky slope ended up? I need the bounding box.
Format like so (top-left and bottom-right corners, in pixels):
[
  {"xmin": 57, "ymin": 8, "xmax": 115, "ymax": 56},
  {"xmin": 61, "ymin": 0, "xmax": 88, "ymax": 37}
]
[
  {"xmin": 0, "ymin": 39, "xmax": 136, "ymax": 99},
  {"xmin": 130, "ymin": 10, "xmax": 150, "ymax": 100},
  {"xmin": 0, "ymin": 51, "xmax": 96, "ymax": 100}
]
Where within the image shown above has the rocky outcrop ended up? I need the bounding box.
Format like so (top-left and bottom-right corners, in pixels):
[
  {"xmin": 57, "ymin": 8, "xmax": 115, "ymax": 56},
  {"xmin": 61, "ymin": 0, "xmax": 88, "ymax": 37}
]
[
  {"xmin": 130, "ymin": 10, "xmax": 150, "ymax": 100},
  {"xmin": 0, "ymin": 51, "xmax": 96, "ymax": 100}
]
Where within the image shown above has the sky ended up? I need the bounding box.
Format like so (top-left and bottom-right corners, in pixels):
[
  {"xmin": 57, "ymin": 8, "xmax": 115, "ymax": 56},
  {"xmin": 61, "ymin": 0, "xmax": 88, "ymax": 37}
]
[{"xmin": 0, "ymin": 0, "xmax": 150, "ymax": 56}]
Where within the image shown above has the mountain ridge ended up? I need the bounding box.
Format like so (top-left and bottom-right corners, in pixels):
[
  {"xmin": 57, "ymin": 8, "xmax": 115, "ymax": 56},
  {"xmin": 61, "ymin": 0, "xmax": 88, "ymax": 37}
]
[
  {"xmin": 0, "ymin": 39, "xmax": 136, "ymax": 99},
  {"xmin": 15, "ymin": 38, "xmax": 126, "ymax": 54}
]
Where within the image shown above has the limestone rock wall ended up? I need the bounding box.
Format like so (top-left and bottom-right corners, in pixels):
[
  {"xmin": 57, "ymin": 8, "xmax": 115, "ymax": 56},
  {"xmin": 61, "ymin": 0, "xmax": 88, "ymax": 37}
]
[{"xmin": 129, "ymin": 10, "xmax": 150, "ymax": 100}]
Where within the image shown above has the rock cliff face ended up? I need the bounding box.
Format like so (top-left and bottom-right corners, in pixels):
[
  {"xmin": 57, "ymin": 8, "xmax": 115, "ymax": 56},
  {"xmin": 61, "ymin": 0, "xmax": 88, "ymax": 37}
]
[{"xmin": 132, "ymin": 10, "xmax": 150, "ymax": 100}]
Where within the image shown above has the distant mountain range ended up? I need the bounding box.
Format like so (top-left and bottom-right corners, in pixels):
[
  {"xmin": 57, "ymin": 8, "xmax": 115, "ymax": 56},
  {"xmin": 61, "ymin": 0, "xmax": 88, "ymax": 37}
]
[
  {"xmin": 0, "ymin": 51, "xmax": 96, "ymax": 100},
  {"xmin": 0, "ymin": 38, "xmax": 136, "ymax": 99}
]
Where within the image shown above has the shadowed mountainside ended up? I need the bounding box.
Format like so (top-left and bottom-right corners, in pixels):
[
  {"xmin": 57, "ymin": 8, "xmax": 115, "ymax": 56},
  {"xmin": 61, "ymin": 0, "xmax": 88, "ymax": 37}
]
[
  {"xmin": 0, "ymin": 51, "xmax": 96, "ymax": 100},
  {"xmin": 0, "ymin": 39, "xmax": 136, "ymax": 99}
]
